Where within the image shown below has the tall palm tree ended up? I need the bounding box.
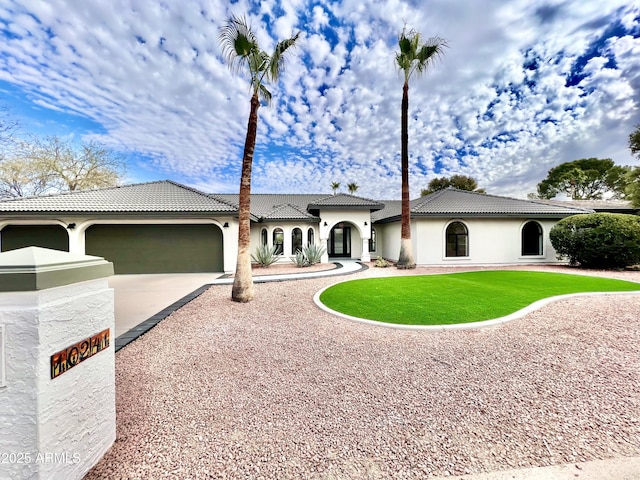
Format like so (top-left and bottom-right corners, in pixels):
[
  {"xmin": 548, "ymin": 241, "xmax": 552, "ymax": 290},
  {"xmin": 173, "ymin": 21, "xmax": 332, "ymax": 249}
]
[
  {"xmin": 396, "ymin": 27, "xmax": 447, "ymax": 269},
  {"xmin": 219, "ymin": 15, "xmax": 300, "ymax": 302},
  {"xmin": 331, "ymin": 181, "xmax": 340, "ymax": 195},
  {"xmin": 347, "ymin": 182, "xmax": 359, "ymax": 194}
]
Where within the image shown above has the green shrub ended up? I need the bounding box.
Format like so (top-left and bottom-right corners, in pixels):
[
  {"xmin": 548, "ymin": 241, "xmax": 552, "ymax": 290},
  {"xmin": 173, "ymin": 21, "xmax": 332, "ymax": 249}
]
[
  {"xmin": 251, "ymin": 244, "xmax": 279, "ymax": 267},
  {"xmin": 550, "ymin": 213, "xmax": 640, "ymax": 269},
  {"xmin": 303, "ymin": 243, "xmax": 326, "ymax": 265},
  {"xmin": 290, "ymin": 251, "xmax": 308, "ymax": 267},
  {"xmin": 374, "ymin": 256, "xmax": 390, "ymax": 267}
]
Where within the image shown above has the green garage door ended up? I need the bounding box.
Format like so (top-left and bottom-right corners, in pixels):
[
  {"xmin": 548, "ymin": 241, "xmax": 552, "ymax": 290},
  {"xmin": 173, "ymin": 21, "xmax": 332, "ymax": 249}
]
[
  {"xmin": 1, "ymin": 225, "xmax": 69, "ymax": 252},
  {"xmin": 85, "ymin": 224, "xmax": 223, "ymax": 274}
]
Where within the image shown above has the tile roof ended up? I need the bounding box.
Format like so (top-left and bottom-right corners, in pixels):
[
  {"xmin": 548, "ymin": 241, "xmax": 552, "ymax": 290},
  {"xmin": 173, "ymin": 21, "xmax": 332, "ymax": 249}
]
[
  {"xmin": 537, "ymin": 199, "xmax": 638, "ymax": 212},
  {"xmin": 213, "ymin": 194, "xmax": 323, "ymax": 218},
  {"xmin": 372, "ymin": 188, "xmax": 594, "ymax": 222},
  {"xmin": 0, "ymin": 182, "xmax": 596, "ymax": 221},
  {"xmin": 261, "ymin": 203, "xmax": 320, "ymax": 221},
  {"xmin": 0, "ymin": 180, "xmax": 237, "ymax": 213},
  {"xmin": 306, "ymin": 193, "xmax": 384, "ymax": 210}
]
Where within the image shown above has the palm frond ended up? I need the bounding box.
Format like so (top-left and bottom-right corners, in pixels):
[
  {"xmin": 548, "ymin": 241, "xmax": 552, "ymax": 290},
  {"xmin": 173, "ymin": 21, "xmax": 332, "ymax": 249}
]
[
  {"xmin": 218, "ymin": 15, "xmax": 259, "ymax": 75},
  {"xmin": 267, "ymin": 31, "xmax": 301, "ymax": 82},
  {"xmin": 396, "ymin": 27, "xmax": 448, "ymax": 81},
  {"xmin": 259, "ymin": 83, "xmax": 272, "ymax": 105}
]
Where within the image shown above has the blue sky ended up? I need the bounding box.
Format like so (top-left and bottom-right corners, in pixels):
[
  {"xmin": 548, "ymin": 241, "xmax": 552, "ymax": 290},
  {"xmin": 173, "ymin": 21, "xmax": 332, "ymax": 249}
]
[{"xmin": 0, "ymin": 0, "xmax": 638, "ymax": 199}]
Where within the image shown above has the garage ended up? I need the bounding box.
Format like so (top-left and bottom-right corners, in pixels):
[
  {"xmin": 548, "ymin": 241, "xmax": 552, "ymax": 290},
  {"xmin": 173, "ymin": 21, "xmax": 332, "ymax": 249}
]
[
  {"xmin": 1, "ymin": 224, "xmax": 70, "ymax": 252},
  {"xmin": 85, "ymin": 224, "xmax": 223, "ymax": 274}
]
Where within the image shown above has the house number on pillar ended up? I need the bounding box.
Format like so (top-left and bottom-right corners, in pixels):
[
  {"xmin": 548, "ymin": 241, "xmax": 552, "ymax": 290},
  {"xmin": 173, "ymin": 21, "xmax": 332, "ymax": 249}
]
[{"xmin": 50, "ymin": 329, "xmax": 110, "ymax": 379}]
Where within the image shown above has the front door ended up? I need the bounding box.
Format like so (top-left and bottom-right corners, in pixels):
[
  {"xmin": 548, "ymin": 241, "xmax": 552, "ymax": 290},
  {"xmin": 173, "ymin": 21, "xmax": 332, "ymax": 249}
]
[{"xmin": 329, "ymin": 224, "xmax": 351, "ymax": 257}]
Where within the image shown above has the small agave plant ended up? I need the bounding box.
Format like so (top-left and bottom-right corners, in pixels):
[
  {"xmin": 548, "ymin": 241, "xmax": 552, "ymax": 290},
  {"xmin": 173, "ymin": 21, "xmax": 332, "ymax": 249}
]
[
  {"xmin": 251, "ymin": 244, "xmax": 279, "ymax": 267},
  {"xmin": 291, "ymin": 250, "xmax": 308, "ymax": 267},
  {"xmin": 303, "ymin": 244, "xmax": 326, "ymax": 265}
]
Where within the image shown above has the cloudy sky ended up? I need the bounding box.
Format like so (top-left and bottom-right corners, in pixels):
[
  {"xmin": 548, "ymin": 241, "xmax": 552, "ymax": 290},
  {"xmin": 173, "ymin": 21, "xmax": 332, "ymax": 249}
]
[{"xmin": 0, "ymin": 0, "xmax": 638, "ymax": 199}]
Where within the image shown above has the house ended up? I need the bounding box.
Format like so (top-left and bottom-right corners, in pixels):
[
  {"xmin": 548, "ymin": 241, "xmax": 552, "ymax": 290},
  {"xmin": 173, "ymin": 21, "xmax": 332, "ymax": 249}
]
[{"xmin": 0, "ymin": 180, "xmax": 594, "ymax": 274}]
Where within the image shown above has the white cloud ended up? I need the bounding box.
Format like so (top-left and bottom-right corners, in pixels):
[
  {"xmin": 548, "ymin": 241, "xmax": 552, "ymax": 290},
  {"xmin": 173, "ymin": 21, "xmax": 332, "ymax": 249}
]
[{"xmin": 0, "ymin": 0, "xmax": 637, "ymax": 200}]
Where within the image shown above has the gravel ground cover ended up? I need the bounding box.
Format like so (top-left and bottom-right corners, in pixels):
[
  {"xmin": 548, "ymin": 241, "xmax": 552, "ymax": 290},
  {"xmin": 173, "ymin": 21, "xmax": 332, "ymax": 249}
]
[{"xmin": 86, "ymin": 265, "xmax": 640, "ymax": 479}]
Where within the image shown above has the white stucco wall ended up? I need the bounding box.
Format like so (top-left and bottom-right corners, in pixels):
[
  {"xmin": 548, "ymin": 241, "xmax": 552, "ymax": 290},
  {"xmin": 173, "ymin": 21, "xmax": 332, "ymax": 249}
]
[
  {"xmin": 251, "ymin": 223, "xmax": 320, "ymax": 263},
  {"xmin": 319, "ymin": 210, "xmax": 371, "ymax": 261},
  {"xmin": 0, "ymin": 278, "xmax": 115, "ymax": 480},
  {"xmin": 377, "ymin": 222, "xmax": 402, "ymax": 262},
  {"xmin": 377, "ymin": 218, "xmax": 563, "ymax": 265}
]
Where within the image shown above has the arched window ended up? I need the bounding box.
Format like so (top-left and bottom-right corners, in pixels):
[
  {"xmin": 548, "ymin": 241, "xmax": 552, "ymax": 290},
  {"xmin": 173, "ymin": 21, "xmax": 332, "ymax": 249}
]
[
  {"xmin": 307, "ymin": 227, "xmax": 314, "ymax": 246},
  {"xmin": 522, "ymin": 221, "xmax": 543, "ymax": 256},
  {"xmin": 273, "ymin": 228, "xmax": 284, "ymax": 255},
  {"xmin": 261, "ymin": 228, "xmax": 268, "ymax": 246},
  {"xmin": 446, "ymin": 221, "xmax": 468, "ymax": 257},
  {"xmin": 369, "ymin": 227, "xmax": 377, "ymax": 252},
  {"xmin": 292, "ymin": 227, "xmax": 303, "ymax": 254}
]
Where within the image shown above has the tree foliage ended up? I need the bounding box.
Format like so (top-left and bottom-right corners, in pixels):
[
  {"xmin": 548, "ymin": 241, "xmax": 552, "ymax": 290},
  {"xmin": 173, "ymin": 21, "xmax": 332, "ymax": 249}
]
[
  {"xmin": 0, "ymin": 106, "xmax": 18, "ymax": 150},
  {"xmin": 0, "ymin": 136, "xmax": 125, "ymax": 198},
  {"xmin": 347, "ymin": 182, "xmax": 358, "ymax": 194},
  {"xmin": 630, "ymin": 125, "xmax": 640, "ymax": 160},
  {"xmin": 536, "ymin": 158, "xmax": 631, "ymax": 200},
  {"xmin": 421, "ymin": 174, "xmax": 484, "ymax": 196},
  {"xmin": 626, "ymin": 126, "xmax": 640, "ymax": 208},
  {"xmin": 550, "ymin": 213, "xmax": 640, "ymax": 269},
  {"xmin": 625, "ymin": 168, "xmax": 640, "ymax": 208}
]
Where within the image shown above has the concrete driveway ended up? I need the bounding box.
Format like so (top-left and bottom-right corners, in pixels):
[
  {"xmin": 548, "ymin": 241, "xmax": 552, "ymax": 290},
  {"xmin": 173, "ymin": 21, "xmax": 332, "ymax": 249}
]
[{"xmin": 109, "ymin": 273, "xmax": 223, "ymax": 336}]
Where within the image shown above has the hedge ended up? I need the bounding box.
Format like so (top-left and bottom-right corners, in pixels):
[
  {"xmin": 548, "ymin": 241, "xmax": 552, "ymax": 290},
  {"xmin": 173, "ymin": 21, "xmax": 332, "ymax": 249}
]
[{"xmin": 550, "ymin": 213, "xmax": 640, "ymax": 269}]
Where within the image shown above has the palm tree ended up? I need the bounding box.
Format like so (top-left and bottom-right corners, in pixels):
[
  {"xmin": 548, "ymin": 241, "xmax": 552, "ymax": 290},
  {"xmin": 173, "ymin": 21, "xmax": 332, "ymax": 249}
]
[
  {"xmin": 396, "ymin": 26, "xmax": 447, "ymax": 269},
  {"xmin": 331, "ymin": 181, "xmax": 340, "ymax": 195},
  {"xmin": 347, "ymin": 182, "xmax": 359, "ymax": 194},
  {"xmin": 219, "ymin": 16, "xmax": 300, "ymax": 302}
]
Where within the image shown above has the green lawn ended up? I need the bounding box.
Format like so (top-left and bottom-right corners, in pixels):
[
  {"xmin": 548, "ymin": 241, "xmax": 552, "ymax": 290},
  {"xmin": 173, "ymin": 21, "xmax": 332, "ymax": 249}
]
[{"xmin": 318, "ymin": 270, "xmax": 640, "ymax": 325}]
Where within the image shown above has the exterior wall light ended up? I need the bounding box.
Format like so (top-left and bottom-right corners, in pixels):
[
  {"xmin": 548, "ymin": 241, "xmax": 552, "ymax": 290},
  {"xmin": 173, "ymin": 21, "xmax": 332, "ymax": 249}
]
[
  {"xmin": 67, "ymin": 223, "xmax": 76, "ymax": 230},
  {"xmin": 223, "ymin": 222, "xmax": 229, "ymax": 228}
]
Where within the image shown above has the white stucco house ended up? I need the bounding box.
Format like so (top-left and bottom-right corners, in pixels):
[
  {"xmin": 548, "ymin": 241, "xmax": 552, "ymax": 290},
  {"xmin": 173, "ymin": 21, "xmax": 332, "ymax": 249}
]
[{"xmin": 0, "ymin": 180, "xmax": 594, "ymax": 274}]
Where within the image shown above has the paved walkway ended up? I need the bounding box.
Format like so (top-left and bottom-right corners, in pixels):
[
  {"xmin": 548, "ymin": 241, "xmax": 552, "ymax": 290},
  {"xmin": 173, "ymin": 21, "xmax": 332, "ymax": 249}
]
[{"xmin": 113, "ymin": 260, "xmax": 364, "ymax": 351}]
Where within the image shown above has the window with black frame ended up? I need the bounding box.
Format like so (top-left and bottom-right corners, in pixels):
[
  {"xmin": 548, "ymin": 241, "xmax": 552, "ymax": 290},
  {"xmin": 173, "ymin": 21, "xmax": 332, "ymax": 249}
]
[
  {"xmin": 446, "ymin": 221, "xmax": 468, "ymax": 257},
  {"xmin": 521, "ymin": 221, "xmax": 543, "ymax": 256},
  {"xmin": 273, "ymin": 228, "xmax": 284, "ymax": 255},
  {"xmin": 292, "ymin": 227, "xmax": 303, "ymax": 254}
]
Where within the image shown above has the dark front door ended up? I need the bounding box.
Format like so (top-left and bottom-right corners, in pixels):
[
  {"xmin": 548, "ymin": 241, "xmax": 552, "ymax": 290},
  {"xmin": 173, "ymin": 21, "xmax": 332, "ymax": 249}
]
[{"xmin": 329, "ymin": 224, "xmax": 351, "ymax": 257}]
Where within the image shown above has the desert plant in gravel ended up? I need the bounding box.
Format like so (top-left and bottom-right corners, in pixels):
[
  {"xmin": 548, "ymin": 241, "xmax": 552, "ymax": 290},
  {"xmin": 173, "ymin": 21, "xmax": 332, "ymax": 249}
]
[
  {"xmin": 374, "ymin": 256, "xmax": 391, "ymax": 267},
  {"xmin": 291, "ymin": 251, "xmax": 308, "ymax": 267},
  {"xmin": 550, "ymin": 213, "xmax": 640, "ymax": 269},
  {"xmin": 251, "ymin": 244, "xmax": 280, "ymax": 267},
  {"xmin": 303, "ymin": 243, "xmax": 326, "ymax": 265}
]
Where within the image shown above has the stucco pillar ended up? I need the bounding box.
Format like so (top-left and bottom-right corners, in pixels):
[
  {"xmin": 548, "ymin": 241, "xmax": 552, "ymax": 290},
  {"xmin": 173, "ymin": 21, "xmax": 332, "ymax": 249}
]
[
  {"xmin": 222, "ymin": 219, "xmax": 238, "ymax": 274},
  {"xmin": 361, "ymin": 238, "xmax": 371, "ymax": 263},
  {"xmin": 0, "ymin": 247, "xmax": 115, "ymax": 480},
  {"xmin": 67, "ymin": 225, "xmax": 84, "ymax": 255}
]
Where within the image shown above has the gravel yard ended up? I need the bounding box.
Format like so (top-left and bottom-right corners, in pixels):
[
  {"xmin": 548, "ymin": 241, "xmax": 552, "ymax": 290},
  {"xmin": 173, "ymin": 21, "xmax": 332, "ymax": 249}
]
[{"xmin": 86, "ymin": 265, "xmax": 640, "ymax": 479}]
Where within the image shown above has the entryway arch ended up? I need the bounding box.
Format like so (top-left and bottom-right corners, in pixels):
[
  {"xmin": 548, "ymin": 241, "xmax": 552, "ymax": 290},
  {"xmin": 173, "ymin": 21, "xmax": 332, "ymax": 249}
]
[{"xmin": 327, "ymin": 221, "xmax": 367, "ymax": 259}]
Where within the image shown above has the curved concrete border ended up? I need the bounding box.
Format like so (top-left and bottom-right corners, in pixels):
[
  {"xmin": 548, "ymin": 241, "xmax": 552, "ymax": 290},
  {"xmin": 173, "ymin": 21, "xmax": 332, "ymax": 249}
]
[{"xmin": 314, "ymin": 281, "xmax": 640, "ymax": 331}]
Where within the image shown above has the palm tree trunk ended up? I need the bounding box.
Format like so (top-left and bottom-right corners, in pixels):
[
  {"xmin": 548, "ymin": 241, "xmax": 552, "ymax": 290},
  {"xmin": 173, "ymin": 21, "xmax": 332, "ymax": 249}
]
[
  {"xmin": 232, "ymin": 92, "xmax": 260, "ymax": 302},
  {"xmin": 398, "ymin": 81, "xmax": 416, "ymax": 269}
]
